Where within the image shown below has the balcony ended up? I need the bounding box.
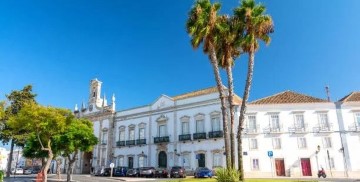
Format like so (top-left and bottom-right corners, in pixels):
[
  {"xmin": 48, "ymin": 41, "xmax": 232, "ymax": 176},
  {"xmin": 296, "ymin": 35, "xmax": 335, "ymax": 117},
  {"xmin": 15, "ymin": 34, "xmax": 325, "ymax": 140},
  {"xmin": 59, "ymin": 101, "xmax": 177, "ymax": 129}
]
[
  {"xmin": 101, "ymin": 141, "xmax": 107, "ymax": 145},
  {"xmin": 116, "ymin": 141, "xmax": 125, "ymax": 147},
  {"xmin": 208, "ymin": 131, "xmax": 224, "ymax": 138},
  {"xmin": 288, "ymin": 124, "xmax": 308, "ymax": 133},
  {"xmin": 243, "ymin": 125, "xmax": 260, "ymax": 135},
  {"xmin": 126, "ymin": 140, "xmax": 136, "ymax": 146},
  {"xmin": 154, "ymin": 136, "xmax": 170, "ymax": 143},
  {"xmin": 313, "ymin": 123, "xmax": 333, "ymax": 133},
  {"xmin": 136, "ymin": 139, "xmax": 146, "ymax": 145},
  {"xmin": 348, "ymin": 123, "xmax": 360, "ymax": 132},
  {"xmin": 263, "ymin": 125, "xmax": 282, "ymax": 134},
  {"xmin": 193, "ymin": 132, "xmax": 207, "ymax": 140},
  {"xmin": 179, "ymin": 134, "xmax": 191, "ymax": 141}
]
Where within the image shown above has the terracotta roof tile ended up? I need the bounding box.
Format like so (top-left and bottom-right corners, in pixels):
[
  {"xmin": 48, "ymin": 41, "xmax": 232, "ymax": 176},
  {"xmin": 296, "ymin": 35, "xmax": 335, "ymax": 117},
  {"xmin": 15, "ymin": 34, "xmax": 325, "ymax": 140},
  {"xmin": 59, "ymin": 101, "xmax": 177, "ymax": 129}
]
[
  {"xmin": 173, "ymin": 87, "xmax": 219, "ymax": 100},
  {"xmin": 339, "ymin": 92, "xmax": 360, "ymax": 102},
  {"xmin": 250, "ymin": 90, "xmax": 328, "ymax": 105}
]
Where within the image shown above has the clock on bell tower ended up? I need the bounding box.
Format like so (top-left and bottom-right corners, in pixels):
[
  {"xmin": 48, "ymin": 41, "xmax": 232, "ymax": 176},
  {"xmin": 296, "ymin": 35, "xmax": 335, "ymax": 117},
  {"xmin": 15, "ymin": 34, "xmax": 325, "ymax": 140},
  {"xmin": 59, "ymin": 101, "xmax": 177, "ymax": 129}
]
[{"xmin": 89, "ymin": 78, "xmax": 102, "ymax": 108}]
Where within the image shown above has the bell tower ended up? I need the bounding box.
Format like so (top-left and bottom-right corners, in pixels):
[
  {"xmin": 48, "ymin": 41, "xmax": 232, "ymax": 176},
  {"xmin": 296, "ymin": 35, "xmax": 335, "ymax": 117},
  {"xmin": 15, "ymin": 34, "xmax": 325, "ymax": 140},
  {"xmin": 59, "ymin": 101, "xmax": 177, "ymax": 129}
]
[{"xmin": 89, "ymin": 78, "xmax": 102, "ymax": 108}]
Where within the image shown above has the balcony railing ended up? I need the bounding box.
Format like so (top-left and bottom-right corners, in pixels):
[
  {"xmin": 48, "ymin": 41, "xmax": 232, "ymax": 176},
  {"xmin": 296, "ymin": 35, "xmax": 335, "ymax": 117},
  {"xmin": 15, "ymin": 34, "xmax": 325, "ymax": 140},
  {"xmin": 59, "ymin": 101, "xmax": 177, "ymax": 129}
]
[
  {"xmin": 136, "ymin": 139, "xmax": 146, "ymax": 145},
  {"xmin": 263, "ymin": 125, "xmax": 282, "ymax": 134},
  {"xmin": 193, "ymin": 132, "xmax": 207, "ymax": 140},
  {"xmin": 244, "ymin": 125, "xmax": 260, "ymax": 134},
  {"xmin": 116, "ymin": 141, "xmax": 125, "ymax": 147},
  {"xmin": 126, "ymin": 140, "xmax": 136, "ymax": 146},
  {"xmin": 179, "ymin": 134, "xmax": 191, "ymax": 141},
  {"xmin": 101, "ymin": 141, "xmax": 107, "ymax": 145},
  {"xmin": 208, "ymin": 131, "xmax": 224, "ymax": 138},
  {"xmin": 154, "ymin": 136, "xmax": 170, "ymax": 143},
  {"xmin": 288, "ymin": 123, "xmax": 308, "ymax": 133},
  {"xmin": 313, "ymin": 123, "xmax": 333, "ymax": 133},
  {"xmin": 348, "ymin": 123, "xmax": 360, "ymax": 132}
]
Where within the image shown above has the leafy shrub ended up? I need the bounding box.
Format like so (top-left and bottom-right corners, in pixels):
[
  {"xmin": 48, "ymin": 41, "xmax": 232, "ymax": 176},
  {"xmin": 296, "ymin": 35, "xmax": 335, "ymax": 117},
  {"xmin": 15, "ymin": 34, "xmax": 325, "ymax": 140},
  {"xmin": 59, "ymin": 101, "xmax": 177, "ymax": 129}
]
[
  {"xmin": 0, "ymin": 170, "xmax": 3, "ymax": 181},
  {"xmin": 216, "ymin": 168, "xmax": 241, "ymax": 182}
]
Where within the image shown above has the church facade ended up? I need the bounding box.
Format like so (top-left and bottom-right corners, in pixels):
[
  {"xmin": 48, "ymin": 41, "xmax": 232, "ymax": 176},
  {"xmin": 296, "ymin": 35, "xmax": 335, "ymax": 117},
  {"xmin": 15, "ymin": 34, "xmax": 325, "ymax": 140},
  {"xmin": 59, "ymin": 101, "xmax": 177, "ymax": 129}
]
[{"xmin": 73, "ymin": 79, "xmax": 360, "ymax": 178}]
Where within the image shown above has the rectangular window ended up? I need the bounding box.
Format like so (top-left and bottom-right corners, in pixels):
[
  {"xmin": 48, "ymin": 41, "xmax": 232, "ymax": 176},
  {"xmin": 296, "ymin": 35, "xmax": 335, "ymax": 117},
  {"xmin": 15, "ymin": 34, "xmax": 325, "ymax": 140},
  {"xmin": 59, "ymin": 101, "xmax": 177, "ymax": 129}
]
[
  {"xmin": 250, "ymin": 139, "xmax": 258, "ymax": 150},
  {"xmin": 183, "ymin": 153, "xmax": 190, "ymax": 169},
  {"xmin": 139, "ymin": 128, "xmax": 145, "ymax": 139},
  {"xmin": 102, "ymin": 132, "xmax": 108, "ymax": 144},
  {"xmin": 319, "ymin": 113, "xmax": 329, "ymax": 129},
  {"xmin": 295, "ymin": 114, "xmax": 305, "ymax": 128},
  {"xmin": 118, "ymin": 157, "xmax": 124, "ymax": 166},
  {"xmin": 93, "ymin": 146, "xmax": 97, "ymax": 158},
  {"xmin": 323, "ymin": 137, "xmax": 332, "ymax": 148},
  {"xmin": 298, "ymin": 137, "xmax": 307, "ymax": 149},
  {"xmin": 272, "ymin": 138, "xmax": 281, "ymax": 149},
  {"xmin": 270, "ymin": 114, "xmax": 280, "ymax": 130},
  {"xmin": 159, "ymin": 125, "xmax": 166, "ymax": 137},
  {"xmin": 213, "ymin": 153, "xmax": 222, "ymax": 167},
  {"xmin": 211, "ymin": 117, "xmax": 221, "ymax": 131},
  {"xmin": 129, "ymin": 128, "xmax": 135, "ymax": 140},
  {"xmin": 252, "ymin": 159, "xmax": 259, "ymax": 170},
  {"xmin": 248, "ymin": 115, "xmax": 257, "ymax": 131},
  {"xmin": 119, "ymin": 130, "xmax": 125, "ymax": 141},
  {"xmin": 138, "ymin": 156, "xmax": 146, "ymax": 168},
  {"xmin": 182, "ymin": 122, "xmax": 189, "ymax": 134},
  {"xmin": 196, "ymin": 119, "xmax": 204, "ymax": 133},
  {"xmin": 355, "ymin": 113, "xmax": 360, "ymax": 126}
]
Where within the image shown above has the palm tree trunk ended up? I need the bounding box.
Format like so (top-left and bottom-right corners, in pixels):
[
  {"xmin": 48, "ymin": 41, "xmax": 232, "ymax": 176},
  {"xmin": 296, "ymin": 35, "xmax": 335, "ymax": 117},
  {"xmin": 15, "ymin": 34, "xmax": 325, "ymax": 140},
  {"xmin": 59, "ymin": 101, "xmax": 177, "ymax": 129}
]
[
  {"xmin": 6, "ymin": 140, "xmax": 14, "ymax": 177},
  {"xmin": 226, "ymin": 65, "xmax": 236, "ymax": 169},
  {"xmin": 237, "ymin": 49, "xmax": 255, "ymax": 181},
  {"xmin": 209, "ymin": 43, "xmax": 231, "ymax": 169}
]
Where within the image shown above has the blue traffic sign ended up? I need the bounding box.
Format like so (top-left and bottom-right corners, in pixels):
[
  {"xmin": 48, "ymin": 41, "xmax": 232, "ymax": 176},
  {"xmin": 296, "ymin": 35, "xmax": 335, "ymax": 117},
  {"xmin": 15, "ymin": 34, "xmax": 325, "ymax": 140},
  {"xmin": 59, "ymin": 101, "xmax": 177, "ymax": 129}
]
[{"xmin": 267, "ymin": 151, "xmax": 273, "ymax": 157}]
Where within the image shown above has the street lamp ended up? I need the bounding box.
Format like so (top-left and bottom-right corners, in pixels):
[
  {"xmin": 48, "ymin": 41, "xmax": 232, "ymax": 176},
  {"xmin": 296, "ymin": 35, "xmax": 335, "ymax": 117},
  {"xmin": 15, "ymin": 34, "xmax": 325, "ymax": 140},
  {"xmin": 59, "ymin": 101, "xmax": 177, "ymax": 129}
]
[{"xmin": 315, "ymin": 145, "xmax": 320, "ymax": 171}]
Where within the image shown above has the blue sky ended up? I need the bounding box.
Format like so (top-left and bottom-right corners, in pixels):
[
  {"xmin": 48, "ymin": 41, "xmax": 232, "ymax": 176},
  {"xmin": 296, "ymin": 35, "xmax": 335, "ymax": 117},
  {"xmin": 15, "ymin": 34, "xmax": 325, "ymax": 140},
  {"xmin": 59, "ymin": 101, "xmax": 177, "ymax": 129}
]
[{"xmin": 0, "ymin": 0, "xmax": 359, "ymax": 112}]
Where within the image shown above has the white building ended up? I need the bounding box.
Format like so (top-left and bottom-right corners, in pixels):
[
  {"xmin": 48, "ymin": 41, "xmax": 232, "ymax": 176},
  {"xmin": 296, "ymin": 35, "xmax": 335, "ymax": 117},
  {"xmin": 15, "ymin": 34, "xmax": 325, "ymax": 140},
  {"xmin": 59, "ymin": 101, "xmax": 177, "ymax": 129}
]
[
  {"xmin": 0, "ymin": 147, "xmax": 9, "ymax": 171},
  {"xmin": 74, "ymin": 79, "xmax": 360, "ymax": 178}
]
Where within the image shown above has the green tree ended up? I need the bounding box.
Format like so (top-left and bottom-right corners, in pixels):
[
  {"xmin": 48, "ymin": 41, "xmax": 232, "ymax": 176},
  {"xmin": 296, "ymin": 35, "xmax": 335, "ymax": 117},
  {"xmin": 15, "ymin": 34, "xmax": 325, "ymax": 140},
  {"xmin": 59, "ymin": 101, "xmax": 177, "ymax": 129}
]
[
  {"xmin": 56, "ymin": 118, "xmax": 97, "ymax": 182},
  {"xmin": 0, "ymin": 85, "xmax": 37, "ymax": 177},
  {"xmin": 0, "ymin": 101, "xmax": 4, "ymax": 119},
  {"xmin": 216, "ymin": 15, "xmax": 243, "ymax": 168},
  {"xmin": 186, "ymin": 0, "xmax": 232, "ymax": 168},
  {"xmin": 8, "ymin": 102, "xmax": 71, "ymax": 182},
  {"xmin": 234, "ymin": 0, "xmax": 274, "ymax": 180}
]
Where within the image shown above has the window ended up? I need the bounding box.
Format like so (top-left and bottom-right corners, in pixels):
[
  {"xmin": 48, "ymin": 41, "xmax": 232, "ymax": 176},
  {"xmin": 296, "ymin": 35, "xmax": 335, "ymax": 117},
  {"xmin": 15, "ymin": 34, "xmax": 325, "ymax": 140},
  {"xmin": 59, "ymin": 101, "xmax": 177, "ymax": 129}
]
[
  {"xmin": 270, "ymin": 114, "xmax": 280, "ymax": 130},
  {"xmin": 118, "ymin": 156, "xmax": 124, "ymax": 166},
  {"xmin": 159, "ymin": 125, "xmax": 166, "ymax": 137},
  {"xmin": 139, "ymin": 128, "xmax": 145, "ymax": 139},
  {"xmin": 249, "ymin": 139, "xmax": 258, "ymax": 150},
  {"xmin": 294, "ymin": 114, "xmax": 305, "ymax": 128},
  {"xmin": 355, "ymin": 113, "xmax": 360, "ymax": 126},
  {"xmin": 119, "ymin": 128, "xmax": 125, "ymax": 141},
  {"xmin": 196, "ymin": 119, "xmax": 205, "ymax": 133},
  {"xmin": 93, "ymin": 146, "xmax": 97, "ymax": 158},
  {"xmin": 329, "ymin": 157, "xmax": 335, "ymax": 169},
  {"xmin": 247, "ymin": 115, "xmax": 257, "ymax": 131},
  {"xmin": 319, "ymin": 113, "xmax": 329, "ymax": 129},
  {"xmin": 272, "ymin": 138, "xmax": 281, "ymax": 149},
  {"xmin": 129, "ymin": 128, "xmax": 135, "ymax": 140},
  {"xmin": 252, "ymin": 159, "xmax": 259, "ymax": 170},
  {"xmin": 298, "ymin": 138, "xmax": 307, "ymax": 149},
  {"xmin": 183, "ymin": 153, "xmax": 191, "ymax": 169},
  {"xmin": 211, "ymin": 117, "xmax": 221, "ymax": 131},
  {"xmin": 102, "ymin": 130, "xmax": 108, "ymax": 144},
  {"xmin": 213, "ymin": 153, "xmax": 222, "ymax": 167},
  {"xmin": 323, "ymin": 137, "xmax": 332, "ymax": 148},
  {"xmin": 182, "ymin": 122, "xmax": 189, "ymax": 134},
  {"xmin": 138, "ymin": 156, "xmax": 146, "ymax": 168}
]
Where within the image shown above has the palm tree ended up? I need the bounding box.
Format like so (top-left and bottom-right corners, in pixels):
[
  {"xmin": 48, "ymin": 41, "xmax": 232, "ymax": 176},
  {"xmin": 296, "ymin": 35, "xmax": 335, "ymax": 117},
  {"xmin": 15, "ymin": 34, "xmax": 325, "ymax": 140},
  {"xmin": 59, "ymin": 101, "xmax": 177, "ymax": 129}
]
[
  {"xmin": 215, "ymin": 15, "xmax": 243, "ymax": 168},
  {"xmin": 186, "ymin": 0, "xmax": 231, "ymax": 168},
  {"xmin": 234, "ymin": 0, "xmax": 274, "ymax": 180}
]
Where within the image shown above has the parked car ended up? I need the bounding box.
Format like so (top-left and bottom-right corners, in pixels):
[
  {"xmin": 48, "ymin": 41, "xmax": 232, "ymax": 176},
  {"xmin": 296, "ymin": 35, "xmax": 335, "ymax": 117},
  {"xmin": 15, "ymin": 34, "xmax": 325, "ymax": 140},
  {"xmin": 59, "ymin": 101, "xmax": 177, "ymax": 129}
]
[
  {"xmin": 126, "ymin": 168, "xmax": 140, "ymax": 177},
  {"xmin": 154, "ymin": 168, "xmax": 168, "ymax": 178},
  {"xmin": 94, "ymin": 167, "xmax": 111, "ymax": 176},
  {"xmin": 139, "ymin": 167, "xmax": 155, "ymax": 177},
  {"xmin": 31, "ymin": 166, "xmax": 41, "ymax": 174},
  {"xmin": 114, "ymin": 166, "xmax": 128, "ymax": 177},
  {"xmin": 12, "ymin": 168, "xmax": 24, "ymax": 175},
  {"xmin": 194, "ymin": 167, "xmax": 213, "ymax": 178},
  {"xmin": 170, "ymin": 166, "xmax": 186, "ymax": 178},
  {"xmin": 23, "ymin": 168, "xmax": 33, "ymax": 175}
]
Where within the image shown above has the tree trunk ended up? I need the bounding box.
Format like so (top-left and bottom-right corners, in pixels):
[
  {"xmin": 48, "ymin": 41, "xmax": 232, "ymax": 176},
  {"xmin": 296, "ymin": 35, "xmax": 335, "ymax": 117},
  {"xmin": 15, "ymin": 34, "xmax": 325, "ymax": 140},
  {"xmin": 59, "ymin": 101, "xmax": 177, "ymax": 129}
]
[
  {"xmin": 208, "ymin": 43, "xmax": 231, "ymax": 169},
  {"xmin": 56, "ymin": 159, "xmax": 62, "ymax": 179},
  {"xmin": 6, "ymin": 140, "xmax": 14, "ymax": 177},
  {"xmin": 237, "ymin": 49, "xmax": 255, "ymax": 181},
  {"xmin": 42, "ymin": 141, "xmax": 54, "ymax": 182},
  {"xmin": 67, "ymin": 152, "xmax": 77, "ymax": 182},
  {"xmin": 226, "ymin": 65, "xmax": 236, "ymax": 169}
]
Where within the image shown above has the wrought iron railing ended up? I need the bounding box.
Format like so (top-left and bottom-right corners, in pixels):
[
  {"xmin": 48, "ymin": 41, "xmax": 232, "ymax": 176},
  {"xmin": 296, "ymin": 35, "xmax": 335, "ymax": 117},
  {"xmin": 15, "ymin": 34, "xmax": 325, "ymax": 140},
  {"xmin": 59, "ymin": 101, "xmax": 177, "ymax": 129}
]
[
  {"xmin": 116, "ymin": 141, "xmax": 125, "ymax": 147},
  {"xmin": 126, "ymin": 140, "xmax": 136, "ymax": 146},
  {"xmin": 208, "ymin": 131, "xmax": 224, "ymax": 138},
  {"xmin": 154, "ymin": 136, "xmax": 170, "ymax": 143},
  {"xmin": 193, "ymin": 132, "xmax": 207, "ymax": 140},
  {"xmin": 179, "ymin": 134, "xmax": 191, "ymax": 141},
  {"xmin": 136, "ymin": 139, "xmax": 146, "ymax": 145}
]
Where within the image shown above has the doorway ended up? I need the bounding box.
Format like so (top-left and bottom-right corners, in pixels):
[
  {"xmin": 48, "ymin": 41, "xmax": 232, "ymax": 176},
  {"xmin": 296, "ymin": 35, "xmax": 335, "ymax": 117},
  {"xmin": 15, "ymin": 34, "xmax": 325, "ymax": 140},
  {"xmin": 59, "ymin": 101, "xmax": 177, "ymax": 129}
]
[
  {"xmin": 82, "ymin": 152, "xmax": 92, "ymax": 174},
  {"xmin": 128, "ymin": 157, "xmax": 134, "ymax": 169},
  {"xmin": 275, "ymin": 158, "xmax": 285, "ymax": 176},
  {"xmin": 300, "ymin": 158, "xmax": 312, "ymax": 176},
  {"xmin": 198, "ymin": 153, "xmax": 205, "ymax": 167},
  {"xmin": 158, "ymin": 151, "xmax": 167, "ymax": 168}
]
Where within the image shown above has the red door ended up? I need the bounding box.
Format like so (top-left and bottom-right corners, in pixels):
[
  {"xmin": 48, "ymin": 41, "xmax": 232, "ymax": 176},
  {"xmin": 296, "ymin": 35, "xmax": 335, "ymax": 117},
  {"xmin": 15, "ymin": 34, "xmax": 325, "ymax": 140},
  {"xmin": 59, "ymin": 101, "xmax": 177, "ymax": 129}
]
[
  {"xmin": 300, "ymin": 158, "xmax": 312, "ymax": 176},
  {"xmin": 275, "ymin": 159, "xmax": 285, "ymax": 176}
]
